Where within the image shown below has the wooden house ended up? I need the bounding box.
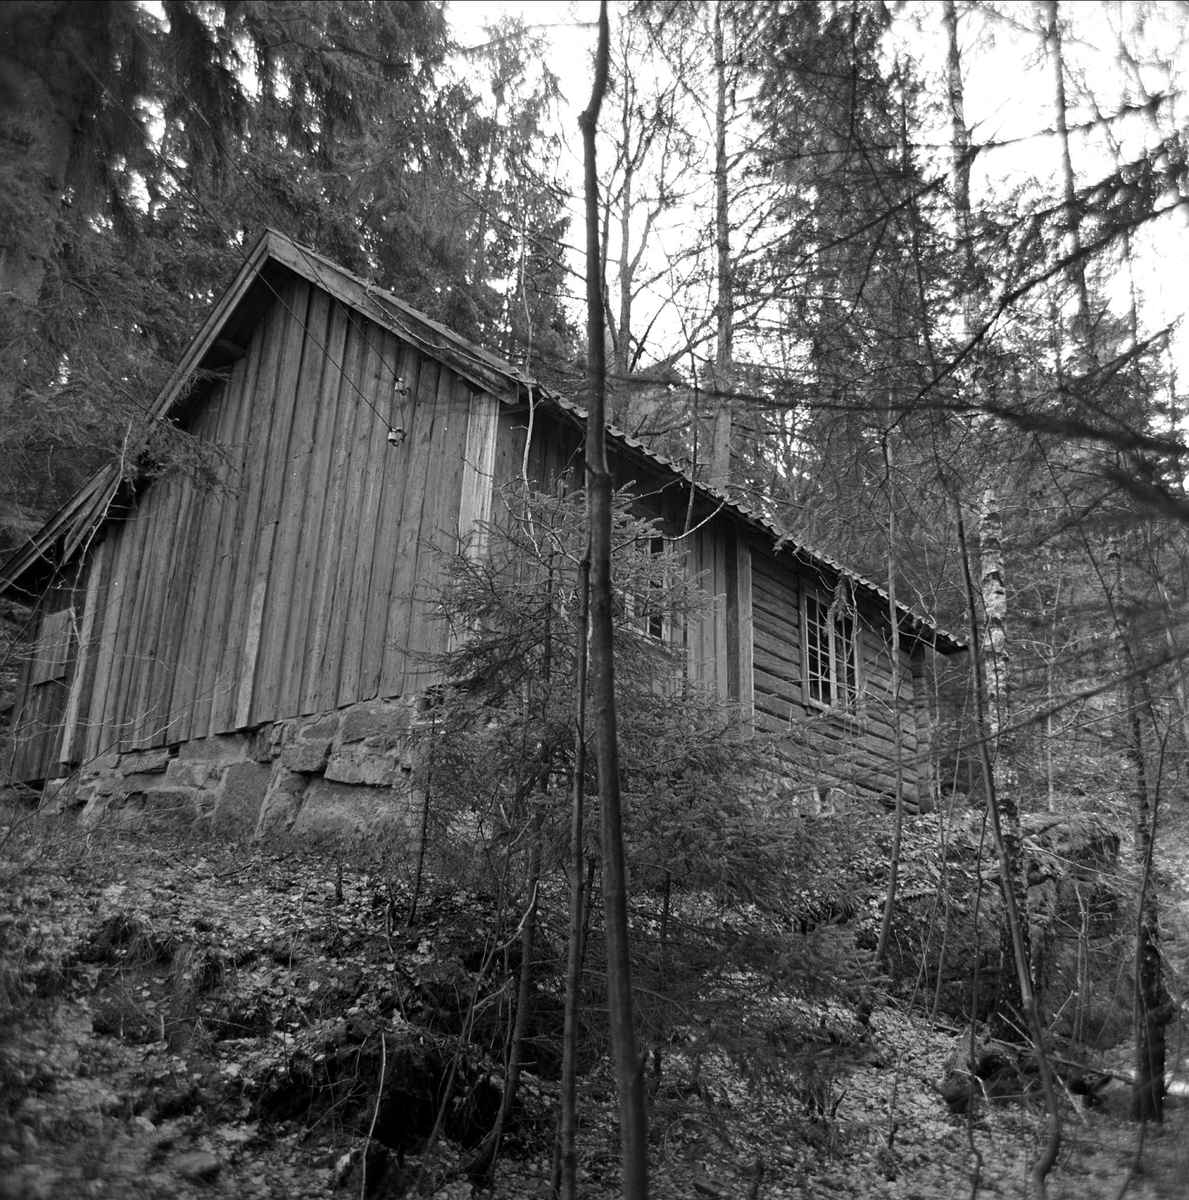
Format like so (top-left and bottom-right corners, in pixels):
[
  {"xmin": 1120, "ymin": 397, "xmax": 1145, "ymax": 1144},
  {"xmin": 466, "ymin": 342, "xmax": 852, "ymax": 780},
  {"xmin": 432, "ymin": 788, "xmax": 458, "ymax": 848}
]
[{"xmin": 0, "ymin": 231, "xmax": 963, "ymax": 838}]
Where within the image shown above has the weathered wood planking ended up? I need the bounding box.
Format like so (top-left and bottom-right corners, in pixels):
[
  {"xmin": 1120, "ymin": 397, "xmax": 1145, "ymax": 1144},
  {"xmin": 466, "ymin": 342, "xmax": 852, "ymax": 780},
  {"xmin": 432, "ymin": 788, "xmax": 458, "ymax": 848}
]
[
  {"xmin": 393, "ymin": 365, "xmax": 470, "ymax": 693},
  {"xmin": 210, "ymin": 288, "xmax": 291, "ymax": 734},
  {"xmin": 303, "ymin": 307, "xmax": 372, "ymax": 715},
  {"xmin": 458, "ymin": 391, "xmax": 500, "ymax": 559},
  {"xmin": 167, "ymin": 377, "xmax": 236, "ymax": 741},
  {"xmin": 109, "ymin": 489, "xmax": 157, "ymax": 751},
  {"xmin": 319, "ymin": 316, "xmax": 383, "ymax": 710},
  {"xmin": 282, "ymin": 299, "xmax": 352, "ymax": 717},
  {"xmin": 379, "ymin": 356, "xmax": 442, "ymax": 697},
  {"xmin": 236, "ymin": 280, "xmax": 313, "ymax": 728},
  {"xmin": 6, "ymin": 585, "xmax": 71, "ymax": 782},
  {"xmin": 59, "ymin": 538, "xmax": 109, "ymax": 766},
  {"xmin": 335, "ymin": 323, "xmax": 393, "ymax": 707},
  {"xmin": 149, "ymin": 386, "xmax": 226, "ymax": 747},
  {"xmin": 413, "ymin": 372, "xmax": 476, "ymax": 675},
  {"xmin": 374, "ymin": 343, "xmax": 432, "ymax": 698},
  {"xmin": 359, "ymin": 334, "xmax": 420, "ymax": 702},
  {"xmin": 190, "ymin": 332, "xmax": 266, "ymax": 738},
  {"xmin": 252, "ymin": 286, "xmax": 334, "ymax": 722},
  {"xmin": 140, "ymin": 472, "xmax": 198, "ymax": 748},
  {"xmin": 83, "ymin": 513, "xmax": 133, "ymax": 762}
]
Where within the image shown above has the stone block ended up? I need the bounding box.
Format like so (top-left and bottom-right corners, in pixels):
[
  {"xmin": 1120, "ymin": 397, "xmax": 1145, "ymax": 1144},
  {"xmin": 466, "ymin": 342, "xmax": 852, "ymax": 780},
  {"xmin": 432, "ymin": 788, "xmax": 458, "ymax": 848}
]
[
  {"xmin": 90, "ymin": 772, "xmax": 123, "ymax": 798},
  {"xmin": 289, "ymin": 778, "xmax": 410, "ymax": 844},
  {"xmin": 39, "ymin": 778, "xmax": 87, "ymax": 814},
  {"xmin": 165, "ymin": 759, "xmax": 212, "ymax": 789},
  {"xmin": 281, "ymin": 739, "xmax": 331, "ymax": 773},
  {"xmin": 142, "ymin": 788, "xmax": 200, "ymax": 830},
  {"xmin": 82, "ymin": 792, "xmax": 146, "ymax": 833},
  {"xmin": 82, "ymin": 752, "xmax": 120, "ymax": 775},
  {"xmin": 339, "ymin": 701, "xmax": 412, "ymax": 745},
  {"xmin": 256, "ymin": 769, "xmax": 310, "ymax": 840},
  {"xmin": 179, "ymin": 734, "xmax": 247, "ymax": 764},
  {"xmin": 119, "ymin": 772, "xmax": 173, "ymax": 794},
  {"xmin": 300, "ymin": 714, "xmax": 340, "ymax": 740},
  {"xmin": 120, "ymin": 748, "xmax": 170, "ymax": 776},
  {"xmin": 324, "ymin": 738, "xmax": 411, "ymax": 788},
  {"xmin": 211, "ymin": 761, "xmax": 270, "ymax": 839},
  {"xmin": 251, "ymin": 724, "xmax": 283, "ymax": 763}
]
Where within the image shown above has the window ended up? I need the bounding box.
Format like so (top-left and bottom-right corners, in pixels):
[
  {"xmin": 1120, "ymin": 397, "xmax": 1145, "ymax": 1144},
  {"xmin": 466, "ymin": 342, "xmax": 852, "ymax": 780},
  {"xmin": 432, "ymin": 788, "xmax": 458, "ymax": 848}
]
[
  {"xmin": 623, "ymin": 535, "xmax": 672, "ymax": 643},
  {"xmin": 803, "ymin": 588, "xmax": 858, "ymax": 708}
]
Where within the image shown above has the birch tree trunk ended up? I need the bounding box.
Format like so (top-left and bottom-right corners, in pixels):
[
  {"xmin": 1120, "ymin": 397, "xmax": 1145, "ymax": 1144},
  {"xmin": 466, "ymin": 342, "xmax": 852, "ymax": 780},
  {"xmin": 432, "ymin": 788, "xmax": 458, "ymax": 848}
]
[{"xmin": 943, "ymin": 0, "xmax": 1034, "ymax": 1037}]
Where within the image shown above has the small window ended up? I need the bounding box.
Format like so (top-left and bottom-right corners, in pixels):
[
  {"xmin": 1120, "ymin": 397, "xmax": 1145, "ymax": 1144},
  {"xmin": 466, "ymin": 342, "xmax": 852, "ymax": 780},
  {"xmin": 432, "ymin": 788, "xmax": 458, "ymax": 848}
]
[
  {"xmin": 803, "ymin": 587, "xmax": 858, "ymax": 708},
  {"xmin": 623, "ymin": 535, "xmax": 673, "ymax": 643}
]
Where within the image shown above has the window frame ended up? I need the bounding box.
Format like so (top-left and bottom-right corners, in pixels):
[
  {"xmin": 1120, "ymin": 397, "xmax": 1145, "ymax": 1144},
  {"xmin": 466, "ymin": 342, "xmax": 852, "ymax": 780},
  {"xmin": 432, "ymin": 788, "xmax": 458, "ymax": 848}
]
[
  {"xmin": 622, "ymin": 533, "xmax": 676, "ymax": 646},
  {"xmin": 801, "ymin": 586, "xmax": 862, "ymax": 712}
]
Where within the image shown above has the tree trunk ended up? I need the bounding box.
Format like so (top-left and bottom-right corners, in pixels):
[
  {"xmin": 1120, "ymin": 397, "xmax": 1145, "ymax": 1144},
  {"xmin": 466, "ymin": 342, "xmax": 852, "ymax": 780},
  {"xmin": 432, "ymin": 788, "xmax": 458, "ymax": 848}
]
[
  {"xmin": 943, "ymin": 0, "xmax": 1033, "ymax": 1041},
  {"xmin": 1043, "ymin": 0, "xmax": 1091, "ymax": 326},
  {"xmin": 464, "ymin": 837, "xmax": 541, "ymax": 1182},
  {"xmin": 958, "ymin": 511, "xmax": 1060, "ymax": 1197},
  {"xmin": 0, "ymin": 7, "xmax": 86, "ymax": 410},
  {"xmin": 1129, "ymin": 698, "xmax": 1169, "ymax": 1123},
  {"xmin": 558, "ymin": 555, "xmax": 590, "ymax": 1200},
  {"xmin": 580, "ymin": 7, "xmax": 648, "ymax": 1197},
  {"xmin": 978, "ymin": 486, "xmax": 1033, "ymax": 1038},
  {"xmin": 709, "ymin": 2, "xmax": 733, "ymax": 492},
  {"xmin": 875, "ymin": 437, "xmax": 904, "ymax": 970}
]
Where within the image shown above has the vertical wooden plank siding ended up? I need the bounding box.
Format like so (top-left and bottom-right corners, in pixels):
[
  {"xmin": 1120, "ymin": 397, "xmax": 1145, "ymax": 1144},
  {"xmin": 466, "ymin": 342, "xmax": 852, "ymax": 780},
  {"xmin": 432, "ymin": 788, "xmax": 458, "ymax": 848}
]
[
  {"xmin": 140, "ymin": 475, "xmax": 199, "ymax": 747},
  {"xmin": 58, "ymin": 544, "xmax": 103, "ymax": 765},
  {"xmin": 251, "ymin": 287, "xmax": 333, "ymax": 722},
  {"xmin": 713, "ymin": 526, "xmax": 729, "ymax": 699},
  {"xmin": 388, "ymin": 364, "xmax": 464, "ymax": 693},
  {"xmin": 108, "ymin": 496, "xmax": 157, "ymax": 751},
  {"xmin": 407, "ymin": 372, "xmax": 475, "ymax": 678},
  {"xmin": 379, "ymin": 358, "xmax": 442, "ymax": 696},
  {"xmin": 687, "ymin": 524, "xmax": 727, "ymax": 694},
  {"xmin": 359, "ymin": 336, "xmax": 418, "ymax": 701},
  {"xmin": 192, "ymin": 334, "xmax": 268, "ymax": 737},
  {"xmin": 490, "ymin": 408, "xmax": 528, "ymax": 496},
  {"xmin": 458, "ymin": 391, "xmax": 500, "ymax": 558},
  {"xmin": 316, "ymin": 317, "xmax": 379, "ymax": 710},
  {"xmin": 153, "ymin": 390, "xmax": 227, "ymax": 744},
  {"xmin": 61, "ymin": 536, "xmax": 113, "ymax": 766},
  {"xmin": 280, "ymin": 299, "xmax": 352, "ymax": 716},
  {"xmin": 83, "ymin": 513, "xmax": 134, "ymax": 762},
  {"xmin": 167, "ymin": 379, "xmax": 234, "ymax": 740},
  {"xmin": 336, "ymin": 326, "xmax": 394, "ymax": 707},
  {"xmin": 7, "ymin": 587, "xmax": 74, "ymax": 781},
  {"xmin": 304, "ymin": 308, "xmax": 372, "ymax": 714},
  {"xmin": 4, "ymin": 630, "xmax": 37, "ymax": 780},
  {"xmin": 235, "ymin": 281, "xmax": 313, "ymax": 727},
  {"xmin": 910, "ymin": 651, "xmax": 934, "ymax": 804},
  {"xmin": 210, "ymin": 289, "xmax": 291, "ymax": 733},
  {"xmin": 131, "ymin": 475, "xmax": 189, "ymax": 746},
  {"xmin": 724, "ymin": 528, "xmax": 755, "ymax": 727}
]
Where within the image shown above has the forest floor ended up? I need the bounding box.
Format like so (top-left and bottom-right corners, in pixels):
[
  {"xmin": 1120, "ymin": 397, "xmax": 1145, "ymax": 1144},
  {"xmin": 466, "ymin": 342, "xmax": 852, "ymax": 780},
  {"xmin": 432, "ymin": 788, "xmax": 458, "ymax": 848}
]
[{"xmin": 1, "ymin": 805, "xmax": 1187, "ymax": 1200}]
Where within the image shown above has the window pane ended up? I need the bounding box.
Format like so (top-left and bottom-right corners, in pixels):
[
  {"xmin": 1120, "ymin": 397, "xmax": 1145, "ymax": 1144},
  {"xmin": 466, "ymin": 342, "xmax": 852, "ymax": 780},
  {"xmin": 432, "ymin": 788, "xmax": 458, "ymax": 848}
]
[{"xmin": 805, "ymin": 594, "xmax": 830, "ymax": 704}]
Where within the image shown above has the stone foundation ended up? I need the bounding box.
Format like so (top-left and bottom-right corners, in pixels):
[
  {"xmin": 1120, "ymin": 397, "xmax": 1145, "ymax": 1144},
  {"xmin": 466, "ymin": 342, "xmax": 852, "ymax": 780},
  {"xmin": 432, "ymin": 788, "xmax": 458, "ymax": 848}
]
[{"xmin": 42, "ymin": 697, "xmax": 422, "ymax": 845}]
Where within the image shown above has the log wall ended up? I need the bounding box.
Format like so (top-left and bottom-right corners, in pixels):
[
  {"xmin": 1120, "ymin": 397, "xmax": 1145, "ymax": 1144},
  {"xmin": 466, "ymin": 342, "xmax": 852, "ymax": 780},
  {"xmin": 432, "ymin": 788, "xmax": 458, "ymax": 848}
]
[{"xmin": 749, "ymin": 542, "xmax": 924, "ymax": 806}]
